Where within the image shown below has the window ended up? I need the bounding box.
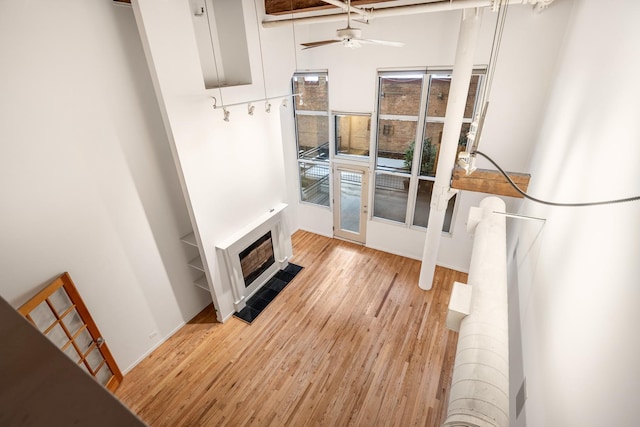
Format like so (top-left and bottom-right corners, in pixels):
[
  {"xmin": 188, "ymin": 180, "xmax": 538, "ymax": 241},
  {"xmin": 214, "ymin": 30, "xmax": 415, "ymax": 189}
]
[
  {"xmin": 373, "ymin": 70, "xmax": 483, "ymax": 232},
  {"xmin": 373, "ymin": 72, "xmax": 424, "ymax": 224},
  {"xmin": 293, "ymin": 72, "xmax": 330, "ymax": 206},
  {"xmin": 376, "ymin": 73, "xmax": 423, "ymax": 174},
  {"xmin": 334, "ymin": 113, "xmax": 371, "ymax": 158}
]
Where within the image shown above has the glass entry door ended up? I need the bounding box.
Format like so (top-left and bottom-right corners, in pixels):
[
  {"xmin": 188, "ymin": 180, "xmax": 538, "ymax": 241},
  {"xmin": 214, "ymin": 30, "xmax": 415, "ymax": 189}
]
[{"xmin": 333, "ymin": 165, "xmax": 369, "ymax": 243}]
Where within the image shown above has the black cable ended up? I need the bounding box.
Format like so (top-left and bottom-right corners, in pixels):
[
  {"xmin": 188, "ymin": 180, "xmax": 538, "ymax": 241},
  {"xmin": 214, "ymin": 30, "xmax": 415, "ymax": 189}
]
[{"xmin": 472, "ymin": 150, "xmax": 640, "ymax": 207}]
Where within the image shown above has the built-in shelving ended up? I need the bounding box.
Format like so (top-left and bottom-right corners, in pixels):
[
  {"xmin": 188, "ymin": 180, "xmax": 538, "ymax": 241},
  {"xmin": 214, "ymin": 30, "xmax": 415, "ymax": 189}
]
[
  {"xmin": 188, "ymin": 256, "xmax": 205, "ymax": 272},
  {"xmin": 194, "ymin": 275, "xmax": 209, "ymax": 291},
  {"xmin": 180, "ymin": 232, "xmax": 198, "ymax": 247},
  {"xmin": 181, "ymin": 231, "xmax": 210, "ymax": 292}
]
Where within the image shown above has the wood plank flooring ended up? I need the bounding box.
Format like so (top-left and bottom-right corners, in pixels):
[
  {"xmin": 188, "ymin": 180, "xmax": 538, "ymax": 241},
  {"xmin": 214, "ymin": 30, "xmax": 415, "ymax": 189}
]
[{"xmin": 115, "ymin": 231, "xmax": 467, "ymax": 426}]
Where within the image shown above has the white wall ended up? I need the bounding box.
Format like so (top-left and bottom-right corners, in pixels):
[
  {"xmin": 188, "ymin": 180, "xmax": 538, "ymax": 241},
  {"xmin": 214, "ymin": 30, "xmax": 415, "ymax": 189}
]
[
  {"xmin": 510, "ymin": 1, "xmax": 640, "ymax": 425},
  {"xmin": 133, "ymin": 0, "xmax": 295, "ymax": 321},
  {"xmin": 0, "ymin": 1, "xmax": 209, "ymax": 372},
  {"xmin": 269, "ymin": 2, "xmax": 574, "ymax": 272}
]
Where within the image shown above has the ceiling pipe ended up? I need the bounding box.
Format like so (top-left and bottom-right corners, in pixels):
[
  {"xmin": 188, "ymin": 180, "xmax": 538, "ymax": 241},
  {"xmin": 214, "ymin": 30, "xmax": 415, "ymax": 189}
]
[
  {"xmin": 262, "ymin": 0, "xmax": 553, "ymax": 27},
  {"xmin": 263, "ymin": 0, "xmax": 487, "ymax": 27},
  {"xmin": 320, "ymin": 0, "xmax": 368, "ymax": 17}
]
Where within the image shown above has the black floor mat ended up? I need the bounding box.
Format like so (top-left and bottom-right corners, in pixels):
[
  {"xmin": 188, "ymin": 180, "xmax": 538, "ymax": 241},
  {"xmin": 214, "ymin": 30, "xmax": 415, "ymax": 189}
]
[{"xmin": 233, "ymin": 263, "xmax": 303, "ymax": 324}]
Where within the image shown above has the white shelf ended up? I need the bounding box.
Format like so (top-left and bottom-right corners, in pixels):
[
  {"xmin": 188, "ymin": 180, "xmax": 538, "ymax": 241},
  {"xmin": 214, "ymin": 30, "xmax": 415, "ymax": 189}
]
[
  {"xmin": 188, "ymin": 256, "xmax": 205, "ymax": 272},
  {"xmin": 194, "ymin": 275, "xmax": 209, "ymax": 291},
  {"xmin": 180, "ymin": 232, "xmax": 198, "ymax": 247},
  {"xmin": 182, "ymin": 232, "xmax": 209, "ymax": 291}
]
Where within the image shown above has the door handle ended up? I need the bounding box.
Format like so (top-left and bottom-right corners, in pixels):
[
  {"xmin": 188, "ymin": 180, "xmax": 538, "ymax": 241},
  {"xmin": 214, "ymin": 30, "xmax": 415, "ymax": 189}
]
[{"xmin": 90, "ymin": 337, "xmax": 105, "ymax": 348}]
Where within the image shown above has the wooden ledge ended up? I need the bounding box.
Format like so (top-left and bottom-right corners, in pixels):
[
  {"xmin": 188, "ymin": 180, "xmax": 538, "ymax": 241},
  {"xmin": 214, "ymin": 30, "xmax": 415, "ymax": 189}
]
[{"xmin": 451, "ymin": 166, "xmax": 530, "ymax": 198}]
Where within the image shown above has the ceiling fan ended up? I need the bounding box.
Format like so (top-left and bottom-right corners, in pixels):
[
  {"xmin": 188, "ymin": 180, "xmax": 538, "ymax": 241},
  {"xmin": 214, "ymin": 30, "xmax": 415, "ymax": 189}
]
[{"xmin": 300, "ymin": 0, "xmax": 404, "ymax": 50}]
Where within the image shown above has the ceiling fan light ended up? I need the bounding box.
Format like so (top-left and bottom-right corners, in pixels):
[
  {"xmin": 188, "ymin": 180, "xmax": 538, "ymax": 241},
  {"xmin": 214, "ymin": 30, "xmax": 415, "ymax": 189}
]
[
  {"xmin": 337, "ymin": 27, "xmax": 362, "ymax": 39},
  {"xmin": 344, "ymin": 39, "xmax": 361, "ymax": 49}
]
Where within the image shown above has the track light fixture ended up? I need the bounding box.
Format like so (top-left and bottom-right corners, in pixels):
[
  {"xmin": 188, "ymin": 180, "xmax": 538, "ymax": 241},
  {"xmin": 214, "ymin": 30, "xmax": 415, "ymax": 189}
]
[{"xmin": 210, "ymin": 93, "xmax": 299, "ymax": 122}]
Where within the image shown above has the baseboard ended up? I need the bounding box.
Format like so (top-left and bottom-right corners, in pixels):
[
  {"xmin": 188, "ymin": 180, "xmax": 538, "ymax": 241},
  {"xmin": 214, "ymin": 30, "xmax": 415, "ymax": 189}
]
[
  {"xmin": 365, "ymin": 243, "xmax": 469, "ymax": 274},
  {"xmin": 298, "ymin": 226, "xmax": 333, "ymax": 239},
  {"xmin": 436, "ymin": 261, "xmax": 469, "ymax": 274},
  {"xmin": 365, "ymin": 242, "xmax": 421, "ymax": 261},
  {"xmin": 122, "ymin": 320, "xmax": 186, "ymax": 374},
  {"xmin": 221, "ymin": 310, "xmax": 236, "ymax": 323}
]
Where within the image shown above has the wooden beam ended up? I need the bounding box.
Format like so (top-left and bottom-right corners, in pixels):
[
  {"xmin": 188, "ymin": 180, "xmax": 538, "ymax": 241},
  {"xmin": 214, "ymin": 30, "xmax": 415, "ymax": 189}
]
[
  {"xmin": 265, "ymin": 0, "xmax": 388, "ymax": 15},
  {"xmin": 451, "ymin": 166, "xmax": 531, "ymax": 198}
]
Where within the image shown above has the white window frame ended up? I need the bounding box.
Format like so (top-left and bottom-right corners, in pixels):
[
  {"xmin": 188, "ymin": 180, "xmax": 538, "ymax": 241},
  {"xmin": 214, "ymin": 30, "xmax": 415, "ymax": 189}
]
[
  {"xmin": 292, "ymin": 71, "xmax": 331, "ymax": 208},
  {"xmin": 372, "ymin": 68, "xmax": 486, "ymax": 233},
  {"xmin": 333, "ymin": 111, "xmax": 372, "ymax": 163}
]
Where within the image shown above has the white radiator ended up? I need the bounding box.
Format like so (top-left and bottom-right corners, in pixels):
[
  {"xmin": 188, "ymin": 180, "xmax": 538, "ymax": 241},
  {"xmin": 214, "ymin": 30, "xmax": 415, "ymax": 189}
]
[{"xmin": 444, "ymin": 196, "xmax": 509, "ymax": 427}]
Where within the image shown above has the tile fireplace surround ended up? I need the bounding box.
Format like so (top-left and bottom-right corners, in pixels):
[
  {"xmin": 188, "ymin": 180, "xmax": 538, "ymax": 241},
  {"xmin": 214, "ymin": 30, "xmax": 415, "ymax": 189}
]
[{"xmin": 216, "ymin": 203, "xmax": 291, "ymax": 312}]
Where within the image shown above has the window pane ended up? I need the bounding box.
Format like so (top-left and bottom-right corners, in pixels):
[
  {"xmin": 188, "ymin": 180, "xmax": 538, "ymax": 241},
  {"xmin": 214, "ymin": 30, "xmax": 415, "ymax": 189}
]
[
  {"xmin": 339, "ymin": 171, "xmax": 362, "ymax": 233},
  {"xmin": 96, "ymin": 364, "xmax": 113, "ymax": 386},
  {"xmin": 61, "ymin": 308, "xmax": 84, "ymax": 336},
  {"xmin": 457, "ymin": 122, "xmax": 472, "ymax": 151},
  {"xmin": 62, "ymin": 342, "xmax": 81, "ymax": 363},
  {"xmin": 75, "ymin": 328, "xmax": 93, "ymax": 352},
  {"xmin": 30, "ymin": 301, "xmax": 56, "ymax": 332},
  {"xmin": 426, "ymin": 75, "xmax": 451, "ymax": 117},
  {"xmin": 376, "ymin": 119, "xmax": 418, "ymax": 173},
  {"xmin": 421, "ymin": 122, "xmax": 443, "ymax": 177},
  {"xmin": 46, "ymin": 323, "xmax": 69, "ymax": 348},
  {"xmin": 427, "ymin": 74, "xmax": 481, "ymax": 119},
  {"xmin": 373, "ymin": 173, "xmax": 409, "ymax": 223},
  {"xmin": 420, "ymin": 122, "xmax": 470, "ymax": 177},
  {"xmin": 413, "ymin": 180, "xmax": 456, "ymax": 232},
  {"xmin": 379, "ymin": 75, "xmax": 423, "ymax": 116},
  {"xmin": 293, "ymin": 74, "xmax": 328, "ymax": 111},
  {"xmin": 335, "ymin": 114, "xmax": 370, "ymax": 157},
  {"xmin": 293, "ymin": 73, "xmax": 330, "ymax": 207},
  {"xmin": 48, "ymin": 288, "xmax": 72, "ymax": 313},
  {"xmin": 296, "ymin": 114, "xmax": 329, "ymax": 161},
  {"xmin": 299, "ymin": 161, "xmax": 330, "ymax": 206},
  {"xmin": 86, "ymin": 347, "xmax": 105, "ymax": 372},
  {"xmin": 464, "ymin": 75, "xmax": 481, "ymax": 119}
]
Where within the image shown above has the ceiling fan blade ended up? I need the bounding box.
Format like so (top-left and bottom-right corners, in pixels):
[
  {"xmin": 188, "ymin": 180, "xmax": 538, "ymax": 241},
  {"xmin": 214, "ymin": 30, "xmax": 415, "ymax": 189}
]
[
  {"xmin": 300, "ymin": 39, "xmax": 342, "ymax": 50},
  {"xmin": 359, "ymin": 39, "xmax": 405, "ymax": 48}
]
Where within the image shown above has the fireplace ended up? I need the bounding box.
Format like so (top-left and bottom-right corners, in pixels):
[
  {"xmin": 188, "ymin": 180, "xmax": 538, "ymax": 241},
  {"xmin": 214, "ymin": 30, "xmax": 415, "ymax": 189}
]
[
  {"xmin": 216, "ymin": 203, "xmax": 291, "ymax": 313},
  {"xmin": 239, "ymin": 232, "xmax": 275, "ymax": 288}
]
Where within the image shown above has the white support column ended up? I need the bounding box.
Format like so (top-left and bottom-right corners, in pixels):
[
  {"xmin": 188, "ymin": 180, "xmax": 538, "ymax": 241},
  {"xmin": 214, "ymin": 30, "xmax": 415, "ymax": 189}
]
[{"xmin": 419, "ymin": 8, "xmax": 484, "ymax": 290}]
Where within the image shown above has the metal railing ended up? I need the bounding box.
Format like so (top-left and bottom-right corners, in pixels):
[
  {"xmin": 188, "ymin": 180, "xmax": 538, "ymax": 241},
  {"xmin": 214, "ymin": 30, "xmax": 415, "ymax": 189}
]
[
  {"xmin": 299, "ymin": 162, "xmax": 330, "ymax": 205},
  {"xmin": 375, "ymin": 173, "xmax": 407, "ymax": 191},
  {"xmin": 299, "ymin": 142, "xmax": 329, "ymax": 161}
]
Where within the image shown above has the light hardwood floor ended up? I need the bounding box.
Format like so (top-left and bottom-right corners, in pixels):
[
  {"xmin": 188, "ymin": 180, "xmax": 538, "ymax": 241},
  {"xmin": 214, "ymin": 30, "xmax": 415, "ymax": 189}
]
[{"xmin": 115, "ymin": 231, "xmax": 467, "ymax": 426}]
